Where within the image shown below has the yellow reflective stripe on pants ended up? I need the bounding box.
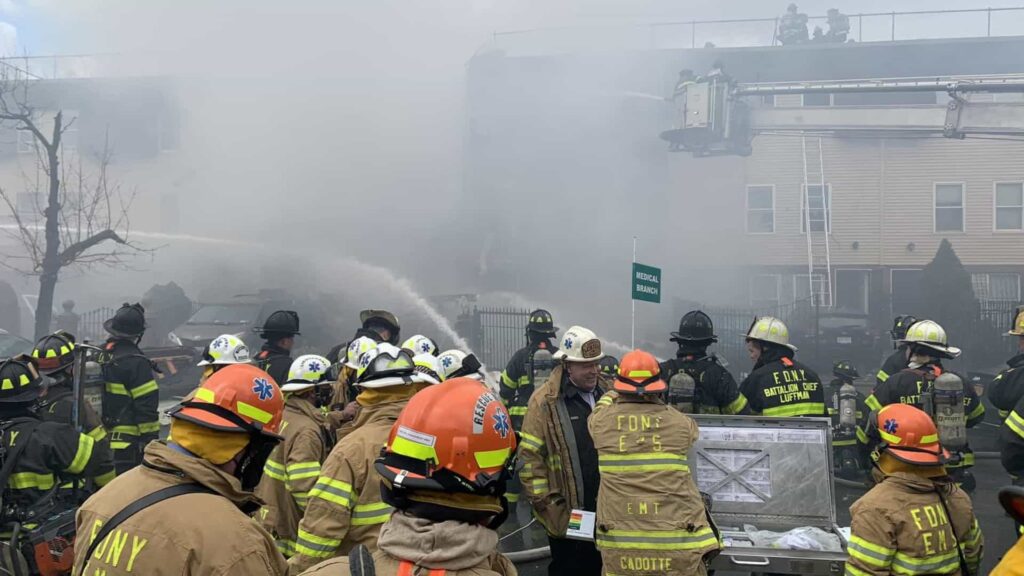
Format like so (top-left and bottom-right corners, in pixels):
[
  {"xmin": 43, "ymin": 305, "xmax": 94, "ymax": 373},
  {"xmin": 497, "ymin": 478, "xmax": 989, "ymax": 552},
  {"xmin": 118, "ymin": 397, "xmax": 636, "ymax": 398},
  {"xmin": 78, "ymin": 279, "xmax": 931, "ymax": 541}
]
[
  {"xmin": 111, "ymin": 425, "xmax": 141, "ymax": 436},
  {"xmin": 286, "ymin": 461, "xmax": 322, "ymax": 481},
  {"xmin": 1007, "ymin": 410, "xmax": 1024, "ymax": 439},
  {"xmin": 529, "ymin": 478, "xmax": 548, "ymax": 495},
  {"xmin": 308, "ymin": 476, "xmax": 354, "ymax": 508},
  {"xmin": 64, "ymin": 433, "xmax": 95, "ymax": 475},
  {"xmin": 9, "ymin": 472, "xmax": 55, "ymax": 490},
  {"xmin": 865, "ymin": 394, "xmax": 883, "ymax": 412},
  {"xmin": 846, "ymin": 535, "xmax": 895, "ymax": 568},
  {"xmin": 762, "ymin": 402, "xmax": 826, "ymax": 418},
  {"xmin": 129, "ymin": 380, "xmax": 158, "ymax": 399},
  {"xmin": 519, "ymin": 432, "xmax": 544, "ymax": 452},
  {"xmin": 844, "ymin": 564, "xmax": 875, "ymax": 576},
  {"xmin": 294, "ymin": 529, "xmax": 341, "ymax": 558},
  {"xmin": 891, "ymin": 549, "xmax": 959, "ymax": 574},
  {"xmin": 598, "ymin": 452, "xmax": 689, "ymax": 474},
  {"xmin": 86, "ymin": 426, "xmax": 107, "ymax": 441},
  {"xmin": 264, "ymin": 459, "xmax": 287, "ymax": 482},
  {"xmin": 596, "ymin": 527, "xmax": 718, "ymax": 550},
  {"xmin": 138, "ymin": 421, "xmax": 161, "ymax": 434},
  {"xmin": 724, "ymin": 394, "xmax": 748, "ymax": 415},
  {"xmin": 351, "ymin": 502, "xmax": 394, "ymax": 526}
]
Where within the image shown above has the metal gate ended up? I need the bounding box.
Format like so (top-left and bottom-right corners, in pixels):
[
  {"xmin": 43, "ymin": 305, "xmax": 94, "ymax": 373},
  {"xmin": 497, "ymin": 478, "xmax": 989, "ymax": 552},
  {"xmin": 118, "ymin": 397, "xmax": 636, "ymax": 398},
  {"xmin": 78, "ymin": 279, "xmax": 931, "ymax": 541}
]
[{"xmin": 460, "ymin": 306, "xmax": 531, "ymax": 371}]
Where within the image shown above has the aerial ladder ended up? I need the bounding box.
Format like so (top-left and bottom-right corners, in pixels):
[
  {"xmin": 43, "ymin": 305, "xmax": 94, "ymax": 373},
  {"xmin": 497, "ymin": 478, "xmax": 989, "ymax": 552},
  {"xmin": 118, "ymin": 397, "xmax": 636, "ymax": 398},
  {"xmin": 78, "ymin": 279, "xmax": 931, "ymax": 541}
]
[{"xmin": 661, "ymin": 73, "xmax": 1024, "ymax": 309}]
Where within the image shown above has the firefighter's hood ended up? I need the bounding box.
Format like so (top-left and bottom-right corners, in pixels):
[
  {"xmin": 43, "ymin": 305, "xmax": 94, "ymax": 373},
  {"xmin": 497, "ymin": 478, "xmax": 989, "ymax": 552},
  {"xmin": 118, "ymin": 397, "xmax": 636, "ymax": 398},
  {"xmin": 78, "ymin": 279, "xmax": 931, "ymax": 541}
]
[
  {"xmin": 377, "ymin": 511, "xmax": 500, "ymax": 571},
  {"xmin": 144, "ymin": 441, "xmax": 264, "ymax": 509}
]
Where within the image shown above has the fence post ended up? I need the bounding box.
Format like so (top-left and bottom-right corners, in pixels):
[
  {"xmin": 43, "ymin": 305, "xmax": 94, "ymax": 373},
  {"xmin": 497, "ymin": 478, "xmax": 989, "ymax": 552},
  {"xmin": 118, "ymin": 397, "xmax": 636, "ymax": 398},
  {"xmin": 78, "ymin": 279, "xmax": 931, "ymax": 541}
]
[
  {"xmin": 890, "ymin": 12, "xmax": 896, "ymax": 41},
  {"xmin": 858, "ymin": 13, "xmax": 863, "ymax": 43},
  {"xmin": 987, "ymin": 8, "xmax": 992, "ymax": 36},
  {"xmin": 691, "ymin": 21, "xmax": 696, "ymax": 48}
]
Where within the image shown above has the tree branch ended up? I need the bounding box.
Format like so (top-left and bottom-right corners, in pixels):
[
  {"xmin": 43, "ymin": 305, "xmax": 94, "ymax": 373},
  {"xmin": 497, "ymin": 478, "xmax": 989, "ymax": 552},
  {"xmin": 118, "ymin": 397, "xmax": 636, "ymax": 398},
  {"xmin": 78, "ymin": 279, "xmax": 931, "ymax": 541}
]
[{"xmin": 58, "ymin": 229, "xmax": 126, "ymax": 267}]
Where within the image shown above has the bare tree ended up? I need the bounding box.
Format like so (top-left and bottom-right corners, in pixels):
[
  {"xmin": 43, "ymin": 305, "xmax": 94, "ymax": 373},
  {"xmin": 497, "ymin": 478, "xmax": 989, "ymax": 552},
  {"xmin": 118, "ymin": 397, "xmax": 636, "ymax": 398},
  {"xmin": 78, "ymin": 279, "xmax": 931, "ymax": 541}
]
[{"xmin": 0, "ymin": 66, "xmax": 148, "ymax": 338}]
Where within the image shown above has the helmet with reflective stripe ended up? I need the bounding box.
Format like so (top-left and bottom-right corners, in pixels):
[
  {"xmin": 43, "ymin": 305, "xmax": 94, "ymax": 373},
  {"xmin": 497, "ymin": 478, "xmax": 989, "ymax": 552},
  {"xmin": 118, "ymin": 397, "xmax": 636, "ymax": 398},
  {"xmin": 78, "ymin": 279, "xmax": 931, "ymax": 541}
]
[
  {"xmin": 197, "ymin": 334, "xmax": 251, "ymax": 367},
  {"xmin": 890, "ymin": 315, "xmax": 919, "ymax": 340},
  {"xmin": 868, "ymin": 404, "xmax": 948, "ymax": 466},
  {"xmin": 671, "ymin": 310, "xmax": 717, "ymax": 343},
  {"xmin": 614, "ymin": 350, "xmax": 666, "ymax": 395},
  {"xmin": 598, "ymin": 355, "xmax": 619, "ymax": 378},
  {"xmin": 104, "ymin": 302, "xmax": 146, "ymax": 338},
  {"xmin": 1008, "ymin": 306, "xmax": 1024, "ymax": 337},
  {"xmin": 376, "ymin": 377, "xmax": 516, "ymax": 498},
  {"xmin": 900, "ymin": 319, "xmax": 961, "ymax": 359},
  {"xmin": 281, "ymin": 354, "xmax": 331, "ymax": 392},
  {"xmin": 402, "ymin": 335, "xmax": 439, "ymax": 357},
  {"xmin": 552, "ymin": 326, "xmax": 604, "ymax": 363},
  {"xmin": 437, "ymin": 349, "xmax": 484, "ymax": 381},
  {"xmin": 832, "ymin": 360, "xmax": 859, "ymax": 380},
  {"xmin": 171, "ymin": 363, "xmax": 284, "ymax": 439},
  {"xmin": 0, "ymin": 356, "xmax": 42, "ymax": 403},
  {"xmin": 357, "ymin": 343, "xmax": 437, "ymax": 388},
  {"xmin": 346, "ymin": 336, "xmax": 378, "ymax": 369},
  {"xmin": 526, "ymin": 309, "xmax": 557, "ymax": 335},
  {"xmin": 744, "ymin": 316, "xmax": 796, "ymax": 352},
  {"xmin": 32, "ymin": 331, "xmax": 76, "ymax": 375},
  {"xmin": 412, "ymin": 354, "xmax": 443, "ymax": 383}
]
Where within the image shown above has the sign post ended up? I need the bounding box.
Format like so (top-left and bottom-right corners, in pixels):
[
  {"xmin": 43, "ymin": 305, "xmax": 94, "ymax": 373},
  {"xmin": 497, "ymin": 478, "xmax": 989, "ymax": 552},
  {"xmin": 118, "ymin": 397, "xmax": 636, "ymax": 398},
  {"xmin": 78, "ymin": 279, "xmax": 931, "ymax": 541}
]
[{"xmin": 630, "ymin": 238, "xmax": 661, "ymax": 348}]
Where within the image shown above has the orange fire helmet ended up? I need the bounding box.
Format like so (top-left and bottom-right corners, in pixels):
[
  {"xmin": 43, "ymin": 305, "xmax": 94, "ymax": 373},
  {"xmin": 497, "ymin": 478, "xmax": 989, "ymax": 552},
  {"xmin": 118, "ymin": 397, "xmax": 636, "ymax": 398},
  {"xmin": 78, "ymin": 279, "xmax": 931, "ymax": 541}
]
[
  {"xmin": 376, "ymin": 377, "xmax": 517, "ymax": 496},
  {"xmin": 171, "ymin": 363, "xmax": 284, "ymax": 439},
  {"xmin": 870, "ymin": 404, "xmax": 949, "ymax": 466},
  {"xmin": 614, "ymin": 349, "xmax": 667, "ymax": 395}
]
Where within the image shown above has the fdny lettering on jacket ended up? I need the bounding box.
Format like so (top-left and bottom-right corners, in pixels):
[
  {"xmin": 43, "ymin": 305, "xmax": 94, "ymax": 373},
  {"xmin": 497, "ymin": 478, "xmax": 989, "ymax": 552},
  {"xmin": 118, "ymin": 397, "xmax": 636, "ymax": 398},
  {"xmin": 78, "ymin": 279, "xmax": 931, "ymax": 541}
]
[
  {"xmin": 764, "ymin": 369, "xmax": 818, "ymax": 403},
  {"xmin": 615, "ymin": 414, "xmax": 664, "ymax": 455},
  {"xmin": 909, "ymin": 504, "xmax": 954, "ymax": 556},
  {"xmin": 85, "ymin": 520, "xmax": 148, "ymax": 573}
]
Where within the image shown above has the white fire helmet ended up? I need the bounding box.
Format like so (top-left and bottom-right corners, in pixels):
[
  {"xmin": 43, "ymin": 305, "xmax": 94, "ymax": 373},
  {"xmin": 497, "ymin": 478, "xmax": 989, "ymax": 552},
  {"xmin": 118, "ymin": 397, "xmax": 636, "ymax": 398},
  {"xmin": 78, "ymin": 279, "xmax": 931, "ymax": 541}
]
[
  {"xmin": 346, "ymin": 336, "xmax": 379, "ymax": 369},
  {"xmin": 552, "ymin": 326, "xmax": 604, "ymax": 363},
  {"xmin": 282, "ymin": 354, "xmax": 332, "ymax": 392},
  {"xmin": 196, "ymin": 334, "xmax": 251, "ymax": 367}
]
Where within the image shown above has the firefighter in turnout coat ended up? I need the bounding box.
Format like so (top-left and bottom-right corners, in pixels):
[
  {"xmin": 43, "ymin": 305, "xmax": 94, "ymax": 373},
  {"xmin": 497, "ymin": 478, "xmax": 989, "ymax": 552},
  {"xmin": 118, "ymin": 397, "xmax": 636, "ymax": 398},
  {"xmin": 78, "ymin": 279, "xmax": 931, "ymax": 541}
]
[
  {"xmin": 738, "ymin": 317, "xmax": 827, "ymax": 418},
  {"xmin": 589, "ymin": 349, "xmax": 720, "ymax": 575},
  {"xmin": 845, "ymin": 404, "xmax": 982, "ymax": 576},
  {"xmin": 257, "ymin": 354, "xmax": 334, "ymax": 558},
  {"xmin": 287, "ymin": 344, "xmax": 439, "ymax": 572}
]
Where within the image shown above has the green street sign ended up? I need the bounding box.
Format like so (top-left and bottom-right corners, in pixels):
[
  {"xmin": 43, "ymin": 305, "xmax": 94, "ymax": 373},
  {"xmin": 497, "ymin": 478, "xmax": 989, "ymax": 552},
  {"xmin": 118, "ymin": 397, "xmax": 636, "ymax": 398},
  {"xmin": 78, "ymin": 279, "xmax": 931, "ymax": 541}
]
[{"xmin": 632, "ymin": 262, "xmax": 661, "ymax": 303}]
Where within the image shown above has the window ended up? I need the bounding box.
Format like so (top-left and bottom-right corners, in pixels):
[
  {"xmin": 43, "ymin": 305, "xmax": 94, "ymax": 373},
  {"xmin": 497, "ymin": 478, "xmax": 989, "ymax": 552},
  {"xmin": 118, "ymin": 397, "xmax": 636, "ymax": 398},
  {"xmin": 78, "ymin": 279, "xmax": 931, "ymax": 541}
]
[
  {"xmin": 760, "ymin": 95, "xmax": 775, "ymax": 107},
  {"xmin": 750, "ymin": 275, "xmax": 781, "ymax": 308},
  {"xmin": 802, "ymin": 93, "xmax": 833, "ymax": 107},
  {"xmin": 995, "ymin": 182, "xmax": 1024, "ymax": 231},
  {"xmin": 835, "ymin": 270, "xmax": 870, "ymax": 314},
  {"xmin": 794, "ymin": 274, "xmax": 829, "ymax": 306},
  {"xmin": 934, "ymin": 183, "xmax": 964, "ymax": 232},
  {"xmin": 890, "ymin": 269, "xmax": 923, "ymax": 318},
  {"xmin": 972, "ymin": 273, "xmax": 1020, "ymax": 302},
  {"xmin": 746, "ymin": 185, "xmax": 774, "ymax": 234},
  {"xmin": 801, "ymin": 184, "xmax": 831, "ymax": 233}
]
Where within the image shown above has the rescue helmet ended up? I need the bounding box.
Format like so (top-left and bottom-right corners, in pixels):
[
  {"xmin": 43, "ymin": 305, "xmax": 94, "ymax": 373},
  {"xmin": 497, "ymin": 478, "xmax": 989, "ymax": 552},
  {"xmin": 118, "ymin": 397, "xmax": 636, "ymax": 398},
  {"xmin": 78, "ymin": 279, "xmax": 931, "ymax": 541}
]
[
  {"xmin": 32, "ymin": 331, "xmax": 76, "ymax": 375},
  {"xmin": 598, "ymin": 355, "xmax": 619, "ymax": 378},
  {"xmin": 889, "ymin": 315, "xmax": 919, "ymax": 340},
  {"xmin": 614, "ymin": 350, "xmax": 667, "ymax": 395},
  {"xmin": 255, "ymin": 310, "xmax": 300, "ymax": 338},
  {"xmin": 104, "ymin": 302, "xmax": 146, "ymax": 338},
  {"xmin": 1007, "ymin": 305, "xmax": 1024, "ymax": 337},
  {"xmin": 744, "ymin": 316, "xmax": 796, "ymax": 352},
  {"xmin": 281, "ymin": 354, "xmax": 332, "ymax": 392},
  {"xmin": 170, "ymin": 363, "xmax": 284, "ymax": 439},
  {"xmin": 376, "ymin": 377, "xmax": 516, "ymax": 513},
  {"xmin": 0, "ymin": 356, "xmax": 42, "ymax": 404},
  {"xmin": 867, "ymin": 404, "xmax": 949, "ymax": 466},
  {"xmin": 197, "ymin": 334, "xmax": 251, "ymax": 367},
  {"xmin": 900, "ymin": 320, "xmax": 961, "ymax": 359},
  {"xmin": 412, "ymin": 353, "xmax": 443, "ymax": 383},
  {"xmin": 401, "ymin": 334, "xmax": 439, "ymax": 357},
  {"xmin": 360, "ymin": 309, "xmax": 401, "ymax": 345},
  {"xmin": 526, "ymin": 309, "xmax": 557, "ymax": 336},
  {"xmin": 346, "ymin": 336, "xmax": 378, "ymax": 369},
  {"xmin": 552, "ymin": 326, "xmax": 604, "ymax": 363},
  {"xmin": 437, "ymin": 349, "xmax": 485, "ymax": 381},
  {"xmin": 670, "ymin": 310, "xmax": 717, "ymax": 343},
  {"xmin": 832, "ymin": 360, "xmax": 859, "ymax": 380},
  {"xmin": 357, "ymin": 343, "xmax": 437, "ymax": 388}
]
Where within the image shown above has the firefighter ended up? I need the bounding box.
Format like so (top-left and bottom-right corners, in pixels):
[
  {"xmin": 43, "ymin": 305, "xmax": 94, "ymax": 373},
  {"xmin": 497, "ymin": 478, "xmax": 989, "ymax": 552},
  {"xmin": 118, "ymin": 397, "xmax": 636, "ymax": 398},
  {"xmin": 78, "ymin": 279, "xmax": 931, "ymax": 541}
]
[
  {"xmin": 32, "ymin": 331, "xmax": 105, "ymax": 441},
  {"xmin": 99, "ymin": 302, "xmax": 159, "ymax": 474},
  {"xmin": 325, "ymin": 309, "xmax": 402, "ymax": 365},
  {"xmin": 777, "ymin": 3, "xmax": 809, "ymax": 45},
  {"xmin": 845, "ymin": 404, "xmax": 983, "ymax": 576},
  {"xmin": 826, "ymin": 8, "xmax": 850, "ymax": 42},
  {"xmin": 828, "ymin": 361, "xmax": 870, "ymax": 478},
  {"xmin": 598, "ymin": 355, "xmax": 619, "ymax": 379},
  {"xmin": 519, "ymin": 325, "xmax": 606, "ymax": 576},
  {"xmin": 1001, "ymin": 374, "xmax": 1024, "ymax": 491},
  {"xmin": 74, "ymin": 363, "xmax": 288, "ymax": 575},
  {"xmin": 288, "ymin": 343, "xmax": 440, "ymax": 572},
  {"xmin": 326, "ymin": 335, "xmax": 378, "ymax": 436},
  {"xmin": 196, "ymin": 333, "xmax": 251, "ymax": 384},
  {"xmin": 990, "ymin": 306, "xmax": 1024, "ymax": 423},
  {"xmin": 299, "ymin": 377, "xmax": 519, "ymax": 575},
  {"xmin": 500, "ymin": 309, "xmax": 559, "ymax": 431},
  {"xmin": 739, "ymin": 317, "xmax": 826, "ymax": 418},
  {"xmin": 661, "ymin": 310, "xmax": 749, "ymax": 415},
  {"xmin": 401, "ymin": 334, "xmax": 439, "ymax": 357},
  {"xmin": 257, "ymin": 354, "xmax": 334, "ymax": 558},
  {"xmin": 589, "ymin": 349, "xmax": 719, "ymax": 575},
  {"xmin": 439, "ymin": 349, "xmax": 487, "ymax": 381},
  {"xmin": 877, "ymin": 315, "xmax": 917, "ymax": 388},
  {"xmin": 254, "ymin": 310, "xmax": 301, "ymax": 387},
  {"xmin": 865, "ymin": 320, "xmax": 984, "ymax": 491}
]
